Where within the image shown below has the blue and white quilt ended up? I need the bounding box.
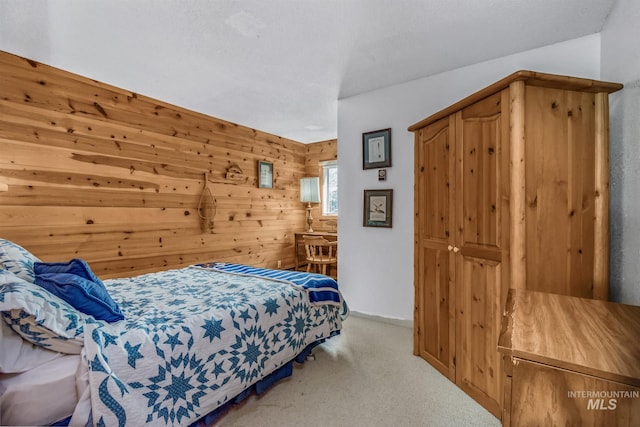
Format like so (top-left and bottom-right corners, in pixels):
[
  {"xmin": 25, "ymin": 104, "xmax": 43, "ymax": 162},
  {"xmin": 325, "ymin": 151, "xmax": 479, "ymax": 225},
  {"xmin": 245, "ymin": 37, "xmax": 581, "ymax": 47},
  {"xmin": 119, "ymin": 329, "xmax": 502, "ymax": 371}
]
[
  {"xmin": 84, "ymin": 266, "xmax": 346, "ymax": 426},
  {"xmin": 195, "ymin": 262, "xmax": 344, "ymax": 307}
]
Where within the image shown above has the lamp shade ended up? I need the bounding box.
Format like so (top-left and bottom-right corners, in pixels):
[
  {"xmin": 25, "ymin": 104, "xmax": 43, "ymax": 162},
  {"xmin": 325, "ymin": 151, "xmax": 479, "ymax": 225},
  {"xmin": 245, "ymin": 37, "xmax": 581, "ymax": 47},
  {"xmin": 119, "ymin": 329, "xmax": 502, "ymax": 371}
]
[{"xmin": 300, "ymin": 177, "xmax": 320, "ymax": 203}]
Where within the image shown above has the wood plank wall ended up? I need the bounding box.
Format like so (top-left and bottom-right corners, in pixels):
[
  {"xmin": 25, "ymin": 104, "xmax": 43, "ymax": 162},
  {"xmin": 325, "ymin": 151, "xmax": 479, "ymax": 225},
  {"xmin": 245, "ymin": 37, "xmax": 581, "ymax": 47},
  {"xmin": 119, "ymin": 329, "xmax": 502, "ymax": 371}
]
[
  {"xmin": 304, "ymin": 138, "xmax": 338, "ymax": 232},
  {"xmin": 0, "ymin": 50, "xmax": 336, "ymax": 278}
]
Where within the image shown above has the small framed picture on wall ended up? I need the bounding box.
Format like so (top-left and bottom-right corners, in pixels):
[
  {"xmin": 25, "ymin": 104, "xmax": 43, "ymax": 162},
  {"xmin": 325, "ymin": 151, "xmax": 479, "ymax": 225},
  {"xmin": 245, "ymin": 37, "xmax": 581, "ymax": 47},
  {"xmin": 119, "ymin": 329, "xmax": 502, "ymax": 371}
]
[
  {"xmin": 363, "ymin": 189, "xmax": 393, "ymax": 228},
  {"xmin": 362, "ymin": 128, "xmax": 391, "ymax": 170},
  {"xmin": 258, "ymin": 161, "xmax": 273, "ymax": 188}
]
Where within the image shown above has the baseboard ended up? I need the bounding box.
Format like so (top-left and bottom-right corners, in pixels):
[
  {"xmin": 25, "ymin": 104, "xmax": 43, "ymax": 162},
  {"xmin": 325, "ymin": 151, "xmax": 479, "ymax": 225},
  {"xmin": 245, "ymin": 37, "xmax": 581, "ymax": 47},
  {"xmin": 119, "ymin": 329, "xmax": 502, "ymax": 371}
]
[{"xmin": 349, "ymin": 311, "xmax": 413, "ymax": 329}]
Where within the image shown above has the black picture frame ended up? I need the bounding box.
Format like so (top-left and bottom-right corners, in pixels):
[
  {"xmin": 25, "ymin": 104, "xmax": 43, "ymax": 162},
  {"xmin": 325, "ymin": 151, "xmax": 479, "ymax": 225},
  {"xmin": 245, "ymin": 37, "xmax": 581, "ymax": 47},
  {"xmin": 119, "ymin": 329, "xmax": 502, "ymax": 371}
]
[
  {"xmin": 362, "ymin": 128, "xmax": 391, "ymax": 170},
  {"xmin": 258, "ymin": 160, "xmax": 273, "ymax": 188},
  {"xmin": 363, "ymin": 189, "xmax": 393, "ymax": 228}
]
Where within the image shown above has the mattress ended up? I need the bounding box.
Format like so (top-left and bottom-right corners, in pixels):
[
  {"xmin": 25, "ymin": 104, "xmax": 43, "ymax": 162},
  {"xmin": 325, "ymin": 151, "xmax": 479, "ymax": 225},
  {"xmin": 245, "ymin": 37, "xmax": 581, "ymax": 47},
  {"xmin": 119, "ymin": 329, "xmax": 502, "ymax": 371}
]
[{"xmin": 0, "ymin": 354, "xmax": 81, "ymax": 426}]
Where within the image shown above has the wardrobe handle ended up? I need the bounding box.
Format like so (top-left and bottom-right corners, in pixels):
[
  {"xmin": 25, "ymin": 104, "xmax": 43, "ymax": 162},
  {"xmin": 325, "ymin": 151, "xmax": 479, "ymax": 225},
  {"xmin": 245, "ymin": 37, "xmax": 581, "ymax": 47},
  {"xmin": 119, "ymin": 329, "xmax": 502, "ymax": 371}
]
[
  {"xmin": 448, "ymin": 245, "xmax": 454, "ymax": 251},
  {"xmin": 453, "ymin": 247, "xmax": 460, "ymax": 253}
]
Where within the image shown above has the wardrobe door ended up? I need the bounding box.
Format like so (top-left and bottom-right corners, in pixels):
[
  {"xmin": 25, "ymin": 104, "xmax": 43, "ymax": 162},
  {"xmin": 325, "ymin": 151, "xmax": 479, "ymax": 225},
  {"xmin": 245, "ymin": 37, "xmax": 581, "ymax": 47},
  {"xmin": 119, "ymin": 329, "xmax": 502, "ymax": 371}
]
[
  {"xmin": 454, "ymin": 91, "xmax": 509, "ymax": 418},
  {"xmin": 414, "ymin": 115, "xmax": 456, "ymax": 381}
]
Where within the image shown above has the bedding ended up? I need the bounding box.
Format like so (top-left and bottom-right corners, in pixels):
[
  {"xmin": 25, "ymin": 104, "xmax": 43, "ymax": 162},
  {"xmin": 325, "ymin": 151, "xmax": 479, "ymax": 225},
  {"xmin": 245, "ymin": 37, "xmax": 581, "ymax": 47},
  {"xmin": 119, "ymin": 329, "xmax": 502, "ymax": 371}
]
[
  {"xmin": 0, "ymin": 354, "xmax": 81, "ymax": 426},
  {"xmin": 197, "ymin": 262, "xmax": 344, "ymax": 306},
  {"xmin": 0, "ymin": 269, "xmax": 103, "ymax": 354},
  {"xmin": 85, "ymin": 266, "xmax": 345, "ymax": 426},
  {"xmin": 34, "ymin": 259, "xmax": 125, "ymax": 322},
  {"xmin": 0, "ymin": 238, "xmax": 41, "ymax": 283},
  {"xmin": 0, "ymin": 316, "xmax": 63, "ymax": 373},
  {"xmin": 1, "ymin": 248, "xmax": 347, "ymax": 427},
  {"xmin": 35, "ymin": 258, "xmax": 105, "ymax": 284},
  {"xmin": 35, "ymin": 272, "xmax": 125, "ymax": 322}
]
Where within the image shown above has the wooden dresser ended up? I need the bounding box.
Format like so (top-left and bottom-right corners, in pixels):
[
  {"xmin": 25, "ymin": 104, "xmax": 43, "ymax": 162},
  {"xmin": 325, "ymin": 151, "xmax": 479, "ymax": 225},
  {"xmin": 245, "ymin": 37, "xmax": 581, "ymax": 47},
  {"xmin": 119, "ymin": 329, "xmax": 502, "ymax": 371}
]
[
  {"xmin": 498, "ymin": 289, "xmax": 640, "ymax": 426},
  {"xmin": 409, "ymin": 70, "xmax": 623, "ymax": 417}
]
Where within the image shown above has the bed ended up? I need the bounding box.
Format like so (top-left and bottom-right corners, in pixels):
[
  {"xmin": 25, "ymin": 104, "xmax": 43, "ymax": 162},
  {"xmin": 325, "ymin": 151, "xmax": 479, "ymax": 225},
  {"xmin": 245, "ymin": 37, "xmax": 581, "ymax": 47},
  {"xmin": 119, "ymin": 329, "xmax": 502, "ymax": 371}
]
[{"xmin": 0, "ymin": 239, "xmax": 348, "ymax": 426}]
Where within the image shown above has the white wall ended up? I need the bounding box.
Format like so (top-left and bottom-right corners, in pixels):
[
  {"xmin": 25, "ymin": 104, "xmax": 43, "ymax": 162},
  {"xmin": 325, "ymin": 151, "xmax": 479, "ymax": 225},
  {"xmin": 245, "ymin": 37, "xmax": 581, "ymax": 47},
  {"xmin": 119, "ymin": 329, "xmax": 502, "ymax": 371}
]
[
  {"xmin": 337, "ymin": 34, "xmax": 601, "ymax": 321},
  {"xmin": 601, "ymin": 0, "xmax": 640, "ymax": 305}
]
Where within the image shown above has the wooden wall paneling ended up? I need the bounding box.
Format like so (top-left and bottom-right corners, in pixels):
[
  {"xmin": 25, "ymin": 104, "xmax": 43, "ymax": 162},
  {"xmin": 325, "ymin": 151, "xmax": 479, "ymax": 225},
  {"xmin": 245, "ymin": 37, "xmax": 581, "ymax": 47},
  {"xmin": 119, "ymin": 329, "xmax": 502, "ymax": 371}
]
[
  {"xmin": 304, "ymin": 138, "xmax": 338, "ymax": 233},
  {"xmin": 0, "ymin": 53, "xmax": 306, "ymax": 162},
  {"xmin": 0, "ymin": 50, "xmax": 312, "ymax": 277},
  {"xmin": 0, "ymin": 105, "xmax": 305, "ymax": 194},
  {"xmin": 304, "ymin": 138, "xmax": 337, "ymax": 172}
]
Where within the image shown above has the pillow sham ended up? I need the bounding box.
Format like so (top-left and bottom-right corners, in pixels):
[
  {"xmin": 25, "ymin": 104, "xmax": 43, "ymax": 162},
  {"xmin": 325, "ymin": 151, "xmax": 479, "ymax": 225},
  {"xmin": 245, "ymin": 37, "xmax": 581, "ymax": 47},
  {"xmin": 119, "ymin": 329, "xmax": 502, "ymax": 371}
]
[
  {"xmin": 35, "ymin": 273, "xmax": 124, "ymax": 323},
  {"xmin": 0, "ymin": 238, "xmax": 41, "ymax": 283},
  {"xmin": 1, "ymin": 310, "xmax": 83, "ymax": 354},
  {"xmin": 0, "ymin": 315, "xmax": 63, "ymax": 373},
  {"xmin": 1, "ymin": 269, "xmax": 94, "ymax": 353},
  {"xmin": 34, "ymin": 259, "xmax": 104, "ymax": 286}
]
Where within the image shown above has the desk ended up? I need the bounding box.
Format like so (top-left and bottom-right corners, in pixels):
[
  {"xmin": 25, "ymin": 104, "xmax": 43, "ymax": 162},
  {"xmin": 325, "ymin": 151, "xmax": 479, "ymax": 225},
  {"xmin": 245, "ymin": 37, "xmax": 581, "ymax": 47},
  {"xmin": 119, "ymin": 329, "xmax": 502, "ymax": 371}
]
[
  {"xmin": 498, "ymin": 289, "xmax": 640, "ymax": 426},
  {"xmin": 294, "ymin": 231, "xmax": 337, "ymax": 275}
]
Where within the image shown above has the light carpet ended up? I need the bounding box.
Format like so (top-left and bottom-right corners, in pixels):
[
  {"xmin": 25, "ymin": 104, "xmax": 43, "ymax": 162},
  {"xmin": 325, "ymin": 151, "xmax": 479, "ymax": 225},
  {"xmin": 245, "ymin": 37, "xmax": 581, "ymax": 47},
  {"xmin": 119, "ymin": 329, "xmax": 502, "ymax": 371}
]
[{"xmin": 212, "ymin": 314, "xmax": 501, "ymax": 427}]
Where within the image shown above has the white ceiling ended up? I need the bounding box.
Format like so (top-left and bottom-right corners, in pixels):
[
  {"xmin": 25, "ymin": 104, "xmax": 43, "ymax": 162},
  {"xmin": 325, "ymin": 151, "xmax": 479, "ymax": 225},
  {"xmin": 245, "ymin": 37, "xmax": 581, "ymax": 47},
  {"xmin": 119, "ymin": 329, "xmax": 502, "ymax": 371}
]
[{"xmin": 0, "ymin": 0, "xmax": 615, "ymax": 143}]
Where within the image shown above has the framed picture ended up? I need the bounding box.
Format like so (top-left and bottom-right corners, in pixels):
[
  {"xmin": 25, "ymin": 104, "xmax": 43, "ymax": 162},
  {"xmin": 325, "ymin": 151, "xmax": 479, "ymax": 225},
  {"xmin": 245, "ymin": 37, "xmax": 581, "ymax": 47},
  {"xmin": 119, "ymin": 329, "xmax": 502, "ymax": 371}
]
[
  {"xmin": 362, "ymin": 128, "xmax": 391, "ymax": 169},
  {"xmin": 363, "ymin": 189, "xmax": 393, "ymax": 228},
  {"xmin": 258, "ymin": 160, "xmax": 273, "ymax": 188}
]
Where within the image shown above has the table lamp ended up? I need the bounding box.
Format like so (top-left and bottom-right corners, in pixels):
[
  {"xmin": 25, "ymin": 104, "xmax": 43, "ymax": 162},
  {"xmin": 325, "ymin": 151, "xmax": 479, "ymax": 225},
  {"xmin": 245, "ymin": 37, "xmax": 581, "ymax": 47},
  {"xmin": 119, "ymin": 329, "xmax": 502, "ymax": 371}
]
[{"xmin": 300, "ymin": 177, "xmax": 320, "ymax": 232}]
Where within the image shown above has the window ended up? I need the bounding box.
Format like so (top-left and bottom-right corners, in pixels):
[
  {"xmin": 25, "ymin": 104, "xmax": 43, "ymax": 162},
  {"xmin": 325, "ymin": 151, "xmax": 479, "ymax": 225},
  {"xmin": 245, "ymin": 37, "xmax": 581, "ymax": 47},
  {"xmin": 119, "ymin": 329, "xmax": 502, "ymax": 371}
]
[{"xmin": 321, "ymin": 160, "xmax": 338, "ymax": 216}]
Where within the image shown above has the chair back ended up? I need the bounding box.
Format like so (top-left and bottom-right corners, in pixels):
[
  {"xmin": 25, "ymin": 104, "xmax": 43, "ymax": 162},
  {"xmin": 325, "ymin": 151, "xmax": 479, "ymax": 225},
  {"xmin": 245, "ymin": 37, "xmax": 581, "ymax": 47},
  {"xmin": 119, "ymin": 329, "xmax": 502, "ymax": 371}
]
[
  {"xmin": 302, "ymin": 236, "xmax": 337, "ymax": 277},
  {"xmin": 303, "ymin": 236, "xmax": 335, "ymax": 261}
]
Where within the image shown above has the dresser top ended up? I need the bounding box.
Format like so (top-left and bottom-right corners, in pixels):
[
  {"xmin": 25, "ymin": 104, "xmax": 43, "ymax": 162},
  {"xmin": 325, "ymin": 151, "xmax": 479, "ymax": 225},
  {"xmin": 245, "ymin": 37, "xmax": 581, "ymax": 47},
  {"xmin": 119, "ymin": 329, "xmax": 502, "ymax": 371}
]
[{"xmin": 498, "ymin": 288, "xmax": 640, "ymax": 387}]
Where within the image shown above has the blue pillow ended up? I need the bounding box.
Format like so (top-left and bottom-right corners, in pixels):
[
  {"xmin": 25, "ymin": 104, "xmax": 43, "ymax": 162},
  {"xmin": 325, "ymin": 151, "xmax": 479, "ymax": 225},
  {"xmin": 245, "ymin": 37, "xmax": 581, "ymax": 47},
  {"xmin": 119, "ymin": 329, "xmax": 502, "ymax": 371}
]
[
  {"xmin": 34, "ymin": 259, "xmax": 103, "ymax": 285},
  {"xmin": 34, "ymin": 273, "xmax": 124, "ymax": 323}
]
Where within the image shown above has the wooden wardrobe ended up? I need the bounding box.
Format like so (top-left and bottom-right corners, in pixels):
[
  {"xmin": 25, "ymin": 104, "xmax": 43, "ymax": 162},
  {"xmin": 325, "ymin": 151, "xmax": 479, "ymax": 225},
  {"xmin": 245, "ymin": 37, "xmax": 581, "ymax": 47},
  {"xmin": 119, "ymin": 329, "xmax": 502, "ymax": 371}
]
[{"xmin": 408, "ymin": 70, "xmax": 623, "ymax": 418}]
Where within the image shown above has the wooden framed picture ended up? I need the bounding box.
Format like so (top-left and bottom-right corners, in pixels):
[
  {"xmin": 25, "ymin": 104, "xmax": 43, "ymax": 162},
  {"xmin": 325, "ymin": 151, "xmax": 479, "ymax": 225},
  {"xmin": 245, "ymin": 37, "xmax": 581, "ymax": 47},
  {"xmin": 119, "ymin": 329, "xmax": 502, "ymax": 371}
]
[
  {"xmin": 362, "ymin": 128, "xmax": 391, "ymax": 169},
  {"xmin": 258, "ymin": 160, "xmax": 273, "ymax": 188},
  {"xmin": 363, "ymin": 189, "xmax": 393, "ymax": 228}
]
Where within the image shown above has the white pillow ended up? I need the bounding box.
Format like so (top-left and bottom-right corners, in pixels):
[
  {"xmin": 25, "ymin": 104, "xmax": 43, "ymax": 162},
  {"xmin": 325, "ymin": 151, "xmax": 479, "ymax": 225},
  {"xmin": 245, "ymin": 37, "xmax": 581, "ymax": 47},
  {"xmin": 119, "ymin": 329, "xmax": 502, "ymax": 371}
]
[
  {"xmin": 0, "ymin": 239, "xmax": 41, "ymax": 283},
  {"xmin": 0, "ymin": 269, "xmax": 98, "ymax": 354},
  {"xmin": 0, "ymin": 316, "xmax": 63, "ymax": 373}
]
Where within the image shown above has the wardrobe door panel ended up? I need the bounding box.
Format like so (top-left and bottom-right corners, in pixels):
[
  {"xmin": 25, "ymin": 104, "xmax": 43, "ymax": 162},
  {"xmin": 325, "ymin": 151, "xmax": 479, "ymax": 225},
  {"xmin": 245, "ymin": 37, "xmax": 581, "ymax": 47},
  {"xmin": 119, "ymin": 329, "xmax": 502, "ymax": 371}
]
[
  {"xmin": 456, "ymin": 255, "xmax": 503, "ymax": 418},
  {"xmin": 458, "ymin": 92, "xmax": 504, "ymax": 254},
  {"xmin": 414, "ymin": 116, "xmax": 456, "ymax": 380},
  {"xmin": 415, "ymin": 245, "xmax": 454, "ymax": 379},
  {"xmin": 454, "ymin": 92, "xmax": 506, "ymax": 418},
  {"xmin": 417, "ymin": 116, "xmax": 454, "ymax": 241}
]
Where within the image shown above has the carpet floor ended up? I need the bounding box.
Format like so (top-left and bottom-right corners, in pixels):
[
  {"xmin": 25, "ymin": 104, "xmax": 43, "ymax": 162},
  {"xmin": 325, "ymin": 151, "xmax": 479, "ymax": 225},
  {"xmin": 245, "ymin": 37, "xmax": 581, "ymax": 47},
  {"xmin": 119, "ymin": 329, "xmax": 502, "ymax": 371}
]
[{"xmin": 212, "ymin": 314, "xmax": 501, "ymax": 427}]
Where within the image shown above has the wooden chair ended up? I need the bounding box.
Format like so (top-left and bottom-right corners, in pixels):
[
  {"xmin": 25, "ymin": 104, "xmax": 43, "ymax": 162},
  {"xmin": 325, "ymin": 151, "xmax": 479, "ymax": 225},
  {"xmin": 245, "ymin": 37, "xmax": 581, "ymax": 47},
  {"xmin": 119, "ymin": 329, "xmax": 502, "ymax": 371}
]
[{"xmin": 302, "ymin": 236, "xmax": 337, "ymax": 277}]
